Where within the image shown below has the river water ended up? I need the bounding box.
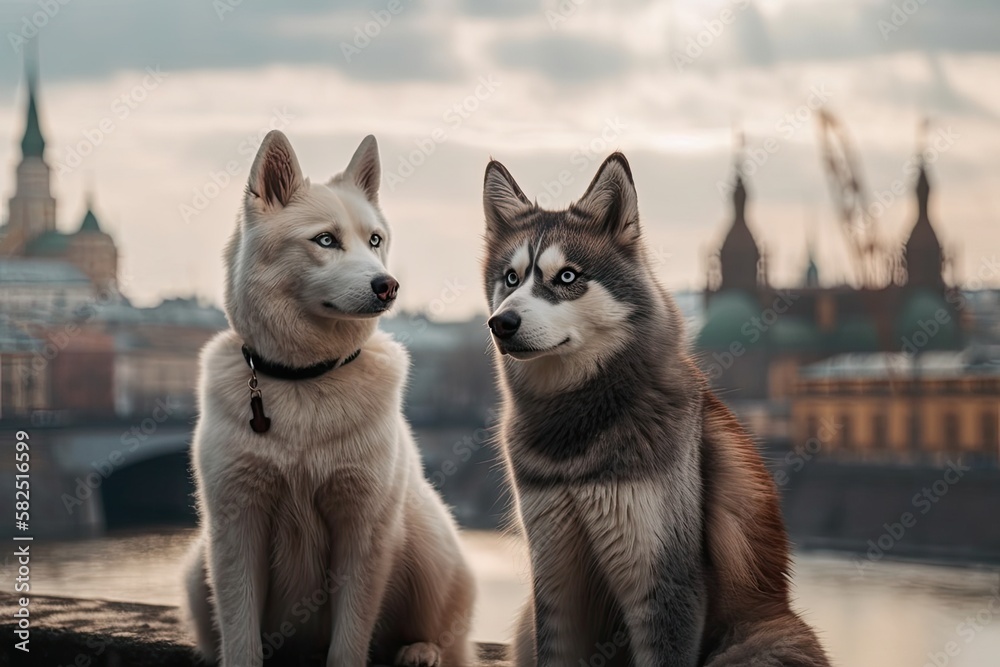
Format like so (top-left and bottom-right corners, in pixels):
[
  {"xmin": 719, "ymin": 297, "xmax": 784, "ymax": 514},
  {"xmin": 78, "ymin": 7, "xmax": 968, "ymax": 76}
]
[{"xmin": 25, "ymin": 528, "xmax": 1000, "ymax": 666}]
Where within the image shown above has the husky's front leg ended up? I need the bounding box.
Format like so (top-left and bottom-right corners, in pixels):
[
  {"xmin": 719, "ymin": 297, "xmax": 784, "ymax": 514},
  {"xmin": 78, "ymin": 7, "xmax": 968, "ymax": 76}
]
[
  {"xmin": 205, "ymin": 480, "xmax": 272, "ymax": 667},
  {"xmin": 517, "ymin": 490, "xmax": 590, "ymax": 667},
  {"xmin": 620, "ymin": 555, "xmax": 706, "ymax": 667},
  {"xmin": 321, "ymin": 487, "xmax": 400, "ymax": 667},
  {"xmin": 582, "ymin": 481, "xmax": 706, "ymax": 667}
]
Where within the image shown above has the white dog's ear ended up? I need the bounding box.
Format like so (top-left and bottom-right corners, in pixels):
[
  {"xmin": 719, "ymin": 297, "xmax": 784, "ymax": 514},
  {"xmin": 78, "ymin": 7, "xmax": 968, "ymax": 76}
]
[
  {"xmin": 574, "ymin": 152, "xmax": 639, "ymax": 243},
  {"xmin": 343, "ymin": 134, "xmax": 381, "ymax": 203},
  {"xmin": 247, "ymin": 130, "xmax": 304, "ymax": 210},
  {"xmin": 483, "ymin": 159, "xmax": 532, "ymax": 235}
]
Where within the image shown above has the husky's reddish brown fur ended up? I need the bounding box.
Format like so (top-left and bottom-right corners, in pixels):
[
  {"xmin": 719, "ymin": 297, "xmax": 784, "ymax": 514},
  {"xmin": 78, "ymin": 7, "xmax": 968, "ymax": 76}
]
[
  {"xmin": 700, "ymin": 389, "xmax": 830, "ymax": 666},
  {"xmin": 481, "ymin": 151, "xmax": 828, "ymax": 666}
]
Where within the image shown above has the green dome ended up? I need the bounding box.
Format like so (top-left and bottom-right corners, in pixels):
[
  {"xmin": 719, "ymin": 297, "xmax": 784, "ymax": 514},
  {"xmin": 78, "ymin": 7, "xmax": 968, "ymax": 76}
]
[
  {"xmin": 697, "ymin": 291, "xmax": 760, "ymax": 349},
  {"xmin": 895, "ymin": 289, "xmax": 960, "ymax": 350},
  {"xmin": 831, "ymin": 318, "xmax": 879, "ymax": 352},
  {"xmin": 770, "ymin": 317, "xmax": 821, "ymax": 351},
  {"xmin": 24, "ymin": 230, "xmax": 70, "ymax": 256}
]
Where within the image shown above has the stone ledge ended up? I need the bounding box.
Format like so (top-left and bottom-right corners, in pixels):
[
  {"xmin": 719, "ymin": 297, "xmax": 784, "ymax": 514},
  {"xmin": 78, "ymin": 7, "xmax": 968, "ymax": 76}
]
[{"xmin": 0, "ymin": 593, "xmax": 508, "ymax": 667}]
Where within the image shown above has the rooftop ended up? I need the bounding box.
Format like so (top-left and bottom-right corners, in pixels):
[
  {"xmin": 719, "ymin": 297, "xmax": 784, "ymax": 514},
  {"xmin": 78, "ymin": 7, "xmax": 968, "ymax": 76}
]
[
  {"xmin": 800, "ymin": 349, "xmax": 1000, "ymax": 380},
  {"xmin": 0, "ymin": 258, "xmax": 90, "ymax": 285},
  {"xmin": 93, "ymin": 296, "xmax": 228, "ymax": 329},
  {"xmin": 0, "ymin": 317, "xmax": 42, "ymax": 352}
]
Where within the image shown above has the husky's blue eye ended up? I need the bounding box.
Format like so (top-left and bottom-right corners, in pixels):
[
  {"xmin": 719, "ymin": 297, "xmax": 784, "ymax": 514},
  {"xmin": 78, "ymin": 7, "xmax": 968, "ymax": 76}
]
[
  {"xmin": 559, "ymin": 269, "xmax": 577, "ymax": 284},
  {"xmin": 505, "ymin": 270, "xmax": 519, "ymax": 287},
  {"xmin": 313, "ymin": 233, "xmax": 338, "ymax": 248},
  {"xmin": 370, "ymin": 234, "xmax": 382, "ymax": 248}
]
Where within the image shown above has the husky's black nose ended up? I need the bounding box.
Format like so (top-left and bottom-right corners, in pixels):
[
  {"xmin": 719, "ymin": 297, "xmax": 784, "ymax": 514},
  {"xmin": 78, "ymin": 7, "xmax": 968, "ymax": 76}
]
[
  {"xmin": 488, "ymin": 311, "xmax": 521, "ymax": 339},
  {"xmin": 371, "ymin": 275, "xmax": 399, "ymax": 302}
]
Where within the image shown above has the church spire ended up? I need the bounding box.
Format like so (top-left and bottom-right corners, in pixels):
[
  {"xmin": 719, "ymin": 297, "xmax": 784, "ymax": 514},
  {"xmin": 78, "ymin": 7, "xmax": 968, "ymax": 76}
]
[
  {"xmin": 916, "ymin": 160, "xmax": 930, "ymax": 222},
  {"xmin": 733, "ymin": 173, "xmax": 747, "ymax": 223},
  {"xmin": 905, "ymin": 120, "xmax": 944, "ymax": 290},
  {"xmin": 803, "ymin": 213, "xmax": 820, "ymax": 288},
  {"xmin": 718, "ymin": 132, "xmax": 762, "ymax": 292},
  {"xmin": 915, "ymin": 116, "xmax": 930, "ymax": 222},
  {"xmin": 20, "ymin": 52, "xmax": 45, "ymax": 159},
  {"xmin": 5, "ymin": 44, "xmax": 57, "ymax": 248},
  {"xmin": 79, "ymin": 192, "xmax": 103, "ymax": 233},
  {"xmin": 731, "ymin": 126, "xmax": 748, "ymax": 224}
]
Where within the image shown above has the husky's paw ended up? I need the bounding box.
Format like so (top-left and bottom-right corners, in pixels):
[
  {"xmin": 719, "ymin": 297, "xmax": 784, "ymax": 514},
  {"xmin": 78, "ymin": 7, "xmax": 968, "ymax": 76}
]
[{"xmin": 394, "ymin": 642, "xmax": 442, "ymax": 667}]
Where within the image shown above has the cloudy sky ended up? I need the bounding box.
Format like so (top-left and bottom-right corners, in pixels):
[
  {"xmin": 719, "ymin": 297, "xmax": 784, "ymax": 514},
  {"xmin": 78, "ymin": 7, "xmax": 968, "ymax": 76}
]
[{"xmin": 0, "ymin": 0, "xmax": 998, "ymax": 320}]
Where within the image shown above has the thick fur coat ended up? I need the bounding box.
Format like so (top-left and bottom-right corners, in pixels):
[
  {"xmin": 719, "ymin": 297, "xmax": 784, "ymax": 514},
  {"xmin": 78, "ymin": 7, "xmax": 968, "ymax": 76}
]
[
  {"xmin": 480, "ymin": 153, "xmax": 830, "ymax": 667},
  {"xmin": 182, "ymin": 131, "xmax": 475, "ymax": 667}
]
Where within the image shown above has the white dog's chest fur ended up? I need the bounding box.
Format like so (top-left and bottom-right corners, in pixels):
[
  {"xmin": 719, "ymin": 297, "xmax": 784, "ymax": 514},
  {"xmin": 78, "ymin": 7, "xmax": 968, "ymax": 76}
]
[
  {"xmin": 193, "ymin": 330, "xmax": 414, "ymax": 636},
  {"xmin": 196, "ymin": 329, "xmax": 411, "ymax": 477}
]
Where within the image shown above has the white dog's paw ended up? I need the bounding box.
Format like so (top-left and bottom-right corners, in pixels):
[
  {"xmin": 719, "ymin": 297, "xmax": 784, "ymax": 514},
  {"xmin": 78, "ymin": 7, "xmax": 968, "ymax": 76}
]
[{"xmin": 394, "ymin": 642, "xmax": 442, "ymax": 667}]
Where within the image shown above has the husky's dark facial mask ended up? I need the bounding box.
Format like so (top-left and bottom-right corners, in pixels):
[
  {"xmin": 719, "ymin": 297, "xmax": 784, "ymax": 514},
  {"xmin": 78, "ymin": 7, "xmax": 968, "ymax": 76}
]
[{"xmin": 481, "ymin": 154, "xmax": 682, "ymax": 386}]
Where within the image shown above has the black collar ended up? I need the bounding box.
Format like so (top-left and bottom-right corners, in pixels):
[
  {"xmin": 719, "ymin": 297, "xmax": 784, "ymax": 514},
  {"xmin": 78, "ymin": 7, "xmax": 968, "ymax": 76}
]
[{"xmin": 241, "ymin": 345, "xmax": 361, "ymax": 381}]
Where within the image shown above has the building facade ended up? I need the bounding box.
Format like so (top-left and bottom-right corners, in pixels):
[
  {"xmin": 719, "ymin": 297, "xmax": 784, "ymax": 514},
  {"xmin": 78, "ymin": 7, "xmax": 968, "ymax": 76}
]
[
  {"xmin": 697, "ymin": 158, "xmax": 964, "ymax": 411},
  {"xmin": 791, "ymin": 352, "xmax": 1000, "ymax": 465},
  {"xmin": 0, "ymin": 64, "xmax": 118, "ymax": 293},
  {"xmin": 0, "ymin": 61, "xmax": 225, "ymax": 422}
]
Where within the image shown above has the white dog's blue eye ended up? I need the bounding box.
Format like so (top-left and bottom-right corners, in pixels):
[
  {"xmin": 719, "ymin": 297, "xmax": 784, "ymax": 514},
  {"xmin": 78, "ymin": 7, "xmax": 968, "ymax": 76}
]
[
  {"xmin": 505, "ymin": 270, "xmax": 519, "ymax": 287},
  {"xmin": 370, "ymin": 234, "xmax": 382, "ymax": 248},
  {"xmin": 313, "ymin": 233, "xmax": 337, "ymax": 248},
  {"xmin": 559, "ymin": 269, "xmax": 577, "ymax": 284}
]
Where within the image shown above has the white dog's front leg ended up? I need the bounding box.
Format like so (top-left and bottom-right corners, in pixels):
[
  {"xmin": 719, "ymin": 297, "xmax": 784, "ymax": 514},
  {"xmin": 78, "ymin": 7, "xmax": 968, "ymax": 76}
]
[
  {"xmin": 322, "ymin": 487, "xmax": 401, "ymax": 667},
  {"xmin": 206, "ymin": 482, "xmax": 272, "ymax": 667}
]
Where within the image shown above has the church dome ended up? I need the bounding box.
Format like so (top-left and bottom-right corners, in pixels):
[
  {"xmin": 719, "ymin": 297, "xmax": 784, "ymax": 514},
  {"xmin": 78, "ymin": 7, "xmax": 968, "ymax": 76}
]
[
  {"xmin": 24, "ymin": 230, "xmax": 70, "ymax": 256},
  {"xmin": 831, "ymin": 318, "xmax": 879, "ymax": 352},
  {"xmin": 895, "ymin": 289, "xmax": 959, "ymax": 350},
  {"xmin": 770, "ymin": 317, "xmax": 821, "ymax": 351},
  {"xmin": 697, "ymin": 290, "xmax": 760, "ymax": 349}
]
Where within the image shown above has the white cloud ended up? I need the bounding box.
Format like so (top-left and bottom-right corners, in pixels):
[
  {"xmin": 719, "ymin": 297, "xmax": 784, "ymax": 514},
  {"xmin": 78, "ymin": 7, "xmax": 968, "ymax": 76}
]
[{"xmin": 1, "ymin": 1, "xmax": 998, "ymax": 318}]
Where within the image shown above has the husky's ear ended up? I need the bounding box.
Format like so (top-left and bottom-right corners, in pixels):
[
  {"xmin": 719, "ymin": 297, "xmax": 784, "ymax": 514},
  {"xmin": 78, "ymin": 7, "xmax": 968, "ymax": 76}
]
[
  {"xmin": 575, "ymin": 152, "xmax": 640, "ymax": 243},
  {"xmin": 246, "ymin": 130, "xmax": 304, "ymax": 211},
  {"xmin": 343, "ymin": 134, "xmax": 381, "ymax": 204},
  {"xmin": 483, "ymin": 160, "xmax": 532, "ymax": 235}
]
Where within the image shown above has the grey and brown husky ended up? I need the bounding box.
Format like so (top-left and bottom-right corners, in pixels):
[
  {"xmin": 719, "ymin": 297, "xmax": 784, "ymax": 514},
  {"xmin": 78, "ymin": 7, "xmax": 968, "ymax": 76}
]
[{"xmin": 480, "ymin": 153, "xmax": 830, "ymax": 666}]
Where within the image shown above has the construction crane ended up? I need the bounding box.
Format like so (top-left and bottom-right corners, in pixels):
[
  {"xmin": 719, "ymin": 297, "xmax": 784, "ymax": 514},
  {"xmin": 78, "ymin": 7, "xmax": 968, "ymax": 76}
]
[{"xmin": 815, "ymin": 109, "xmax": 898, "ymax": 288}]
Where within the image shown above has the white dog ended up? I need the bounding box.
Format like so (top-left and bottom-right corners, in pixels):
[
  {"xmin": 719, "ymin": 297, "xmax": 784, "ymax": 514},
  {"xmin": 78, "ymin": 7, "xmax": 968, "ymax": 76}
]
[{"xmin": 182, "ymin": 131, "xmax": 475, "ymax": 667}]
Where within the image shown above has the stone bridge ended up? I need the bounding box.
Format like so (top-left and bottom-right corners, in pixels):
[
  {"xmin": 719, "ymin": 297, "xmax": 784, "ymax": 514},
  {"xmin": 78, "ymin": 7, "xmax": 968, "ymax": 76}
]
[{"xmin": 0, "ymin": 417, "xmax": 196, "ymax": 537}]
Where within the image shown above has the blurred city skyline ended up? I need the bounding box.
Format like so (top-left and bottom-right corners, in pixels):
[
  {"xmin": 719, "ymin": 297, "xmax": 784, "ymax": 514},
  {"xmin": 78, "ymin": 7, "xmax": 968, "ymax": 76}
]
[{"xmin": 0, "ymin": 0, "xmax": 998, "ymax": 317}]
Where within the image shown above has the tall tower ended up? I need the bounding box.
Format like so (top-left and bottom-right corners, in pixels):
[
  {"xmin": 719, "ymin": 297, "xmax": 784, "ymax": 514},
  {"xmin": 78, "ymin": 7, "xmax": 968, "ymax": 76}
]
[
  {"xmin": 903, "ymin": 162, "xmax": 945, "ymax": 291},
  {"xmin": 718, "ymin": 173, "xmax": 763, "ymax": 292},
  {"xmin": 4, "ymin": 55, "xmax": 56, "ymax": 253},
  {"xmin": 68, "ymin": 194, "xmax": 118, "ymax": 292}
]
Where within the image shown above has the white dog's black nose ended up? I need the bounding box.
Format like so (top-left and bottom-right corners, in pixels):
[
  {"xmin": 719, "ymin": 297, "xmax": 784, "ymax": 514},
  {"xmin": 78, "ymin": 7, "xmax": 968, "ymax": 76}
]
[
  {"xmin": 488, "ymin": 311, "xmax": 521, "ymax": 339},
  {"xmin": 371, "ymin": 275, "xmax": 399, "ymax": 302}
]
